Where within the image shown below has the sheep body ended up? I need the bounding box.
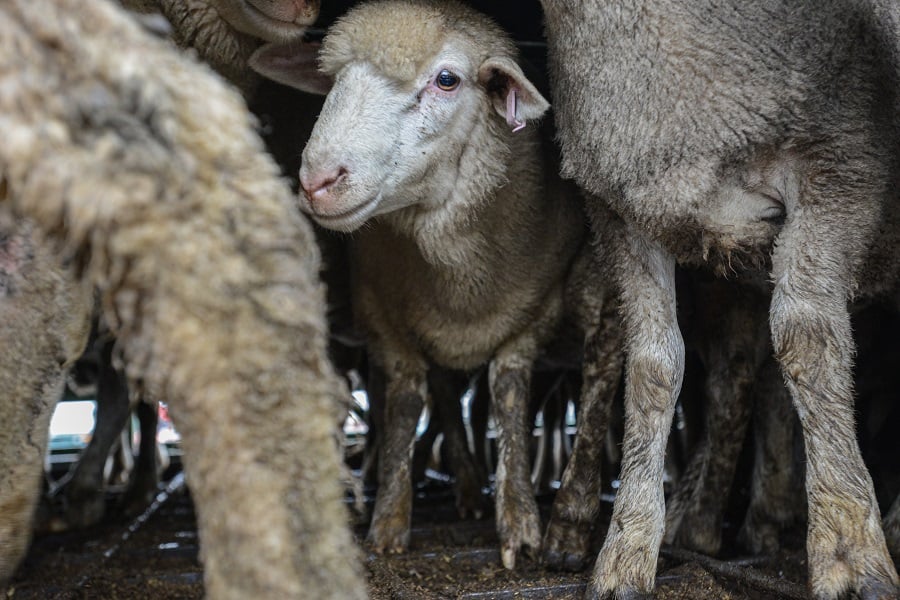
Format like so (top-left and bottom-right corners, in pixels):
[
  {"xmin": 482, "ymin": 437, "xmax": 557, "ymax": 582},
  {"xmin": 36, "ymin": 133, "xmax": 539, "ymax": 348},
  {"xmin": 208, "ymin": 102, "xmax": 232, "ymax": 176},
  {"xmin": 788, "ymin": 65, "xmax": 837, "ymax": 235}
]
[
  {"xmin": 0, "ymin": 1, "xmax": 365, "ymax": 597},
  {"xmin": 541, "ymin": 0, "xmax": 900, "ymax": 597}
]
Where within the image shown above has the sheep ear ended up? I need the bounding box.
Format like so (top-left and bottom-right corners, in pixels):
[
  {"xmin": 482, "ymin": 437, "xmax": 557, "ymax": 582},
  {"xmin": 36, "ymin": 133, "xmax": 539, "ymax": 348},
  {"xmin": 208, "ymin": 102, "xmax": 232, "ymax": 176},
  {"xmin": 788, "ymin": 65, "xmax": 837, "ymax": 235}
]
[
  {"xmin": 477, "ymin": 56, "xmax": 549, "ymax": 131},
  {"xmin": 249, "ymin": 40, "xmax": 332, "ymax": 96}
]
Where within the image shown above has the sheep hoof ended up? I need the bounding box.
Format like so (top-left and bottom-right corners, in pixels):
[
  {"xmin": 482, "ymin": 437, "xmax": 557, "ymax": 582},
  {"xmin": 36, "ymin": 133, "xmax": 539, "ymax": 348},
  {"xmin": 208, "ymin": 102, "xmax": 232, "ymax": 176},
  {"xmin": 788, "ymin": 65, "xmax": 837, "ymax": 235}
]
[
  {"xmin": 122, "ymin": 483, "xmax": 158, "ymax": 519},
  {"xmin": 59, "ymin": 492, "xmax": 107, "ymax": 530},
  {"xmin": 858, "ymin": 579, "xmax": 900, "ymax": 600},
  {"xmin": 807, "ymin": 518, "xmax": 899, "ymax": 600},
  {"xmin": 457, "ymin": 505, "xmax": 485, "ymax": 521},
  {"xmin": 366, "ymin": 519, "xmax": 411, "ymax": 555},
  {"xmin": 498, "ymin": 504, "xmax": 541, "ymax": 570},
  {"xmin": 453, "ymin": 469, "xmax": 487, "ymax": 521},
  {"xmin": 542, "ymin": 516, "xmax": 591, "ymax": 572},
  {"xmin": 736, "ymin": 517, "xmax": 780, "ymax": 556},
  {"xmin": 671, "ymin": 514, "xmax": 722, "ymax": 556},
  {"xmin": 583, "ymin": 586, "xmax": 649, "ymax": 600},
  {"xmin": 501, "ymin": 546, "xmax": 517, "ymax": 570},
  {"xmin": 543, "ymin": 547, "xmax": 589, "ymax": 572}
]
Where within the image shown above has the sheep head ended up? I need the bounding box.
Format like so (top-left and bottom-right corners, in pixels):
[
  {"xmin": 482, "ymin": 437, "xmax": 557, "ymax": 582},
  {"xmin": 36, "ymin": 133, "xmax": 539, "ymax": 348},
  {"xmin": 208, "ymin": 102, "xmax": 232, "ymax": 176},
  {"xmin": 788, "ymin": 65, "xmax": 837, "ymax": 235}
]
[
  {"xmin": 250, "ymin": 0, "xmax": 549, "ymax": 233},
  {"xmin": 212, "ymin": 0, "xmax": 319, "ymax": 42}
]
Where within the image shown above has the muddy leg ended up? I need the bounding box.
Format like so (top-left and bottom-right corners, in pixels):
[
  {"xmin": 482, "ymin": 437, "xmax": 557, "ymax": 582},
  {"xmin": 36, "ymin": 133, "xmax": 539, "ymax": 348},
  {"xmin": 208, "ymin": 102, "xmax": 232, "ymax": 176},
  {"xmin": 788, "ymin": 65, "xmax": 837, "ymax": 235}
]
[
  {"xmin": 738, "ymin": 356, "xmax": 804, "ymax": 555},
  {"xmin": 57, "ymin": 338, "xmax": 131, "ymax": 529},
  {"xmin": 122, "ymin": 399, "xmax": 160, "ymax": 516},
  {"xmin": 664, "ymin": 279, "xmax": 767, "ymax": 555},
  {"xmin": 470, "ymin": 371, "xmax": 491, "ymax": 481},
  {"xmin": 430, "ymin": 368, "xmax": 486, "ymax": 519},
  {"xmin": 367, "ymin": 360, "xmax": 427, "ymax": 554},
  {"xmin": 411, "ymin": 395, "xmax": 440, "ymax": 485},
  {"xmin": 361, "ymin": 362, "xmax": 385, "ymax": 486},
  {"xmin": 490, "ymin": 341, "xmax": 542, "ymax": 570},
  {"xmin": 589, "ymin": 227, "xmax": 683, "ymax": 598},
  {"xmin": 885, "ymin": 493, "xmax": 900, "ymax": 565},
  {"xmin": 531, "ymin": 371, "xmax": 565, "ymax": 495},
  {"xmin": 769, "ymin": 207, "xmax": 898, "ymax": 598},
  {"xmin": 544, "ymin": 296, "xmax": 624, "ymax": 572}
]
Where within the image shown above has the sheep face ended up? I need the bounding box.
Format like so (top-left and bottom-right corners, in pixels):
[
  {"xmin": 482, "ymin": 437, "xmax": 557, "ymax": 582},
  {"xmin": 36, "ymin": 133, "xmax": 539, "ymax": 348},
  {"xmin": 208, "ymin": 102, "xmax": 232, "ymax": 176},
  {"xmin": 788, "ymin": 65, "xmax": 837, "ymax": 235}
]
[
  {"xmin": 213, "ymin": 0, "xmax": 318, "ymax": 42},
  {"xmin": 302, "ymin": 51, "xmax": 497, "ymax": 232},
  {"xmin": 250, "ymin": 0, "xmax": 549, "ymax": 233}
]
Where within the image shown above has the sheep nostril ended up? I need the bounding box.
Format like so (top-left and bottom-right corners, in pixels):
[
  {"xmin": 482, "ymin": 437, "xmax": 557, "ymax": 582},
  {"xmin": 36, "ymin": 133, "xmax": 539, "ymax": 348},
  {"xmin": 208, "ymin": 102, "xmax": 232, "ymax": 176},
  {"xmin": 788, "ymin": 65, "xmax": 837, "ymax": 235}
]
[{"xmin": 300, "ymin": 167, "xmax": 349, "ymax": 207}]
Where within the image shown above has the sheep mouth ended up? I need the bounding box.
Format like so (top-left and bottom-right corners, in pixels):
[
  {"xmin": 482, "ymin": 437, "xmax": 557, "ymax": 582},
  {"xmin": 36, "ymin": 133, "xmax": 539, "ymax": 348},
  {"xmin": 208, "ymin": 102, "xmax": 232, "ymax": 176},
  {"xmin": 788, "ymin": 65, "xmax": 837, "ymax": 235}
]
[
  {"xmin": 310, "ymin": 194, "xmax": 380, "ymax": 232},
  {"xmin": 241, "ymin": 2, "xmax": 313, "ymax": 41}
]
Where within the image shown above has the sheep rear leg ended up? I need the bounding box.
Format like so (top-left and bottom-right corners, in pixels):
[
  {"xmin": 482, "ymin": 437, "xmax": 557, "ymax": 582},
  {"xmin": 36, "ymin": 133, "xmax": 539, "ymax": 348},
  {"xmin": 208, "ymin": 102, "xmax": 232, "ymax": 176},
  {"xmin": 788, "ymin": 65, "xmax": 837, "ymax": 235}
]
[
  {"xmin": 367, "ymin": 362, "xmax": 427, "ymax": 554},
  {"xmin": 122, "ymin": 399, "xmax": 160, "ymax": 517},
  {"xmin": 544, "ymin": 295, "xmax": 623, "ymax": 572},
  {"xmin": 770, "ymin": 212, "xmax": 899, "ymax": 598},
  {"xmin": 664, "ymin": 279, "xmax": 767, "ymax": 556},
  {"xmin": 429, "ymin": 368, "xmax": 486, "ymax": 520},
  {"xmin": 490, "ymin": 345, "xmax": 542, "ymax": 570},
  {"xmin": 588, "ymin": 228, "xmax": 683, "ymax": 599},
  {"xmin": 737, "ymin": 356, "xmax": 804, "ymax": 555},
  {"xmin": 884, "ymin": 493, "xmax": 900, "ymax": 565},
  {"xmin": 56, "ymin": 338, "xmax": 131, "ymax": 530}
]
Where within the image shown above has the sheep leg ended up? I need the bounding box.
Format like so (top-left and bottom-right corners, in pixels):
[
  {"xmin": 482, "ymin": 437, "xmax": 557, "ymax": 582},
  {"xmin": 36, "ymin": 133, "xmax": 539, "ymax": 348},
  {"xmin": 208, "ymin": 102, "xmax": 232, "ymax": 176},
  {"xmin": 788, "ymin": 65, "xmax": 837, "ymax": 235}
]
[
  {"xmin": 367, "ymin": 362, "xmax": 427, "ymax": 554},
  {"xmin": 57, "ymin": 338, "xmax": 131, "ymax": 529},
  {"xmin": 664, "ymin": 279, "xmax": 767, "ymax": 556},
  {"xmin": 770, "ymin": 211, "xmax": 899, "ymax": 598},
  {"xmin": 0, "ymin": 375, "xmax": 63, "ymax": 582},
  {"xmin": 470, "ymin": 371, "xmax": 492, "ymax": 481},
  {"xmin": 361, "ymin": 362, "xmax": 386, "ymax": 486},
  {"xmin": 885, "ymin": 493, "xmax": 900, "ymax": 565},
  {"xmin": 738, "ymin": 355, "xmax": 804, "ymax": 555},
  {"xmin": 411, "ymin": 392, "xmax": 441, "ymax": 485},
  {"xmin": 544, "ymin": 295, "xmax": 623, "ymax": 572},
  {"xmin": 122, "ymin": 399, "xmax": 160, "ymax": 517},
  {"xmin": 589, "ymin": 227, "xmax": 683, "ymax": 599},
  {"xmin": 529, "ymin": 371, "xmax": 558, "ymax": 496},
  {"xmin": 490, "ymin": 342, "xmax": 542, "ymax": 570},
  {"xmin": 429, "ymin": 368, "xmax": 486, "ymax": 520}
]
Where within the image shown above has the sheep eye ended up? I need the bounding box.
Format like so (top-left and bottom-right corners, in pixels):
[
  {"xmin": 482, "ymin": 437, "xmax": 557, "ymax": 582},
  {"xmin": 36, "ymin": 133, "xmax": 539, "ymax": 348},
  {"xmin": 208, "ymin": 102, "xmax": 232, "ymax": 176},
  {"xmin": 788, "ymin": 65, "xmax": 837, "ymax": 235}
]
[{"xmin": 436, "ymin": 69, "xmax": 460, "ymax": 91}]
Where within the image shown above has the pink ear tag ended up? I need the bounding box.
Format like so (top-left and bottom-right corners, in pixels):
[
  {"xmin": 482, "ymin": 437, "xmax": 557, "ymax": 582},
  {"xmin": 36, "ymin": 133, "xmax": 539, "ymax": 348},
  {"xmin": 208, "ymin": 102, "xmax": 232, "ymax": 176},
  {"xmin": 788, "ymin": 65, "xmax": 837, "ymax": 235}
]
[{"xmin": 506, "ymin": 88, "xmax": 526, "ymax": 133}]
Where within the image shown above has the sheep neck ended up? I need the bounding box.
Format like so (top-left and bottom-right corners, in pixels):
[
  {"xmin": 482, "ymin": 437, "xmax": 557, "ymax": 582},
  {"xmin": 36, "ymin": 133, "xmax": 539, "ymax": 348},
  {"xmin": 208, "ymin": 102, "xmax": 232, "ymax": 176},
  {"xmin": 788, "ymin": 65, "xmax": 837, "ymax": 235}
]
[{"xmin": 382, "ymin": 120, "xmax": 545, "ymax": 278}]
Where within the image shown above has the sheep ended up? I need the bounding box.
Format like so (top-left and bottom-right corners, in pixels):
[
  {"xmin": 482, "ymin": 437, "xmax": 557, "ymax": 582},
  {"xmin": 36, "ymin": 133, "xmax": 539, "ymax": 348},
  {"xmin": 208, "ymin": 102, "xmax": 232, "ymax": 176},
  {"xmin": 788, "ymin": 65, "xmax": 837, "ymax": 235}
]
[
  {"xmin": 0, "ymin": 1, "xmax": 366, "ymax": 598},
  {"xmin": 541, "ymin": 249, "xmax": 623, "ymax": 572},
  {"xmin": 735, "ymin": 357, "xmax": 805, "ymax": 555},
  {"xmin": 663, "ymin": 274, "xmax": 772, "ymax": 556},
  {"xmin": 540, "ymin": 0, "xmax": 900, "ymax": 597},
  {"xmin": 42, "ymin": 331, "xmax": 162, "ymax": 532},
  {"xmin": 119, "ymin": 0, "xmax": 318, "ymax": 96},
  {"xmin": 672, "ymin": 292, "xmax": 897, "ymax": 560},
  {"xmin": 250, "ymin": 0, "xmax": 624, "ymax": 570},
  {"xmin": 887, "ymin": 494, "xmax": 900, "ymax": 562},
  {"xmin": 0, "ymin": 215, "xmax": 92, "ymax": 582},
  {"xmin": 545, "ymin": 271, "xmax": 794, "ymax": 571},
  {"xmin": 363, "ymin": 363, "xmax": 490, "ymax": 520},
  {"xmin": 33, "ymin": 0, "xmax": 317, "ymax": 533}
]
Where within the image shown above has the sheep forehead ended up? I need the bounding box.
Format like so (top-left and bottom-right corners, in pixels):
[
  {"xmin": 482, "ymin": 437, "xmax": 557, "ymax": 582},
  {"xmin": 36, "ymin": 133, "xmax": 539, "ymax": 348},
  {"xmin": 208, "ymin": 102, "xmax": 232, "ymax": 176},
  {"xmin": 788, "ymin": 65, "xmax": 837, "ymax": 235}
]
[{"xmin": 319, "ymin": 0, "xmax": 516, "ymax": 82}]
